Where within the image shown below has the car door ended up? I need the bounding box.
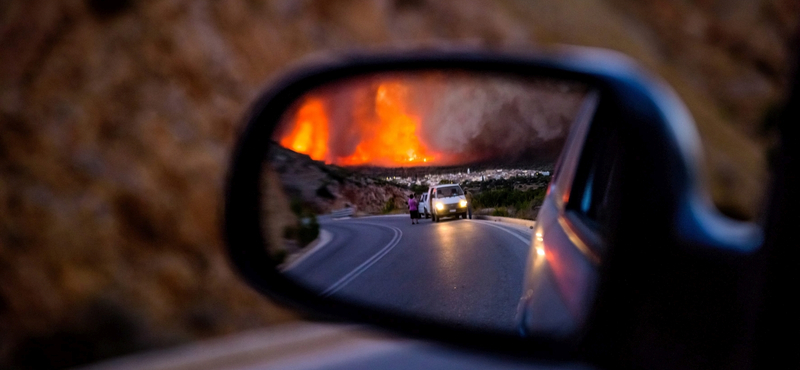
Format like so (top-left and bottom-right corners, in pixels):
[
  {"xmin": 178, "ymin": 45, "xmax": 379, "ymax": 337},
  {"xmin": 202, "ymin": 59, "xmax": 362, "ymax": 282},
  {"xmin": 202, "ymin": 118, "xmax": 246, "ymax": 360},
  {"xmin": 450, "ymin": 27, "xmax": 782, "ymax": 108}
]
[{"xmin": 517, "ymin": 91, "xmax": 605, "ymax": 336}]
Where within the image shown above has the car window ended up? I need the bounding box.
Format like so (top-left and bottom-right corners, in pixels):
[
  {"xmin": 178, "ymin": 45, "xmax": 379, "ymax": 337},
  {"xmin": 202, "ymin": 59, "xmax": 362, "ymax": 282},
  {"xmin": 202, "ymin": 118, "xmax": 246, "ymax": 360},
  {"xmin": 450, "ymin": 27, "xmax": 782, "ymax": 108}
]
[
  {"xmin": 567, "ymin": 117, "xmax": 622, "ymax": 228},
  {"xmin": 548, "ymin": 92, "xmax": 600, "ymax": 210}
]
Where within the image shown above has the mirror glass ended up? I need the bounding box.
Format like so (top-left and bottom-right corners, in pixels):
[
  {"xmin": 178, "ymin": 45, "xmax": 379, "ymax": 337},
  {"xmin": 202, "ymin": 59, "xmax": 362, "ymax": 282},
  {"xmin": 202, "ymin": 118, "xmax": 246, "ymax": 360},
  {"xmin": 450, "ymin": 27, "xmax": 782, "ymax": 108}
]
[{"xmin": 261, "ymin": 70, "xmax": 596, "ymax": 334}]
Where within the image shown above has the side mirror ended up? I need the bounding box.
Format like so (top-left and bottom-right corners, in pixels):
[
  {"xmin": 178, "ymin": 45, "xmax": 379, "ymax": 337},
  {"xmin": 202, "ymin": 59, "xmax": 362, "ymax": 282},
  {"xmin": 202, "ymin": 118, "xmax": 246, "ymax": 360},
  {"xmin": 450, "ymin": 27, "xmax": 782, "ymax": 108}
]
[{"xmin": 225, "ymin": 48, "xmax": 762, "ymax": 367}]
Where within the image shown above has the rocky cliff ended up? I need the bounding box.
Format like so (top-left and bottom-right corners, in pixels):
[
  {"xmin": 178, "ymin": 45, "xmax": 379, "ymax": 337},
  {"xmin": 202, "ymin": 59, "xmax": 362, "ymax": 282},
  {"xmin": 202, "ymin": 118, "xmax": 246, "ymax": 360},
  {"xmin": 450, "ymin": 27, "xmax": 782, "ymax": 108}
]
[{"xmin": 267, "ymin": 143, "xmax": 410, "ymax": 216}]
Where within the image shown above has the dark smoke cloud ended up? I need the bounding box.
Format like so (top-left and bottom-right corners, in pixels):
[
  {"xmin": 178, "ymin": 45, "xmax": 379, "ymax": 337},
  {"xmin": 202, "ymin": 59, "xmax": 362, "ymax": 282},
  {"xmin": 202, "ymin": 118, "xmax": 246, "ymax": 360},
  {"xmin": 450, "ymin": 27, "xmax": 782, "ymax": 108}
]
[{"xmin": 408, "ymin": 74, "xmax": 588, "ymax": 164}]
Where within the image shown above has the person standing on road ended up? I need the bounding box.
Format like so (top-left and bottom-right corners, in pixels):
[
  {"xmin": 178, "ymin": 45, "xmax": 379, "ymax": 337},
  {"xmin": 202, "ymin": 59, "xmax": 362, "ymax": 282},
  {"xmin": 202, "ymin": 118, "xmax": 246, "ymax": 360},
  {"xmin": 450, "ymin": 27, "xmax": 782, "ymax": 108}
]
[
  {"xmin": 465, "ymin": 190, "xmax": 473, "ymax": 219},
  {"xmin": 408, "ymin": 194, "xmax": 420, "ymax": 225}
]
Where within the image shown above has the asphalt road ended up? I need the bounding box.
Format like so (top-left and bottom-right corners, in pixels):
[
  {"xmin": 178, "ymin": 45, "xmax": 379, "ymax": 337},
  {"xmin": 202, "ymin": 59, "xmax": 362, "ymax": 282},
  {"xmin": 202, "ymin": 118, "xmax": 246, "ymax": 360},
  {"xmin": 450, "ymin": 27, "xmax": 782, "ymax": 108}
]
[{"xmin": 284, "ymin": 214, "xmax": 534, "ymax": 333}]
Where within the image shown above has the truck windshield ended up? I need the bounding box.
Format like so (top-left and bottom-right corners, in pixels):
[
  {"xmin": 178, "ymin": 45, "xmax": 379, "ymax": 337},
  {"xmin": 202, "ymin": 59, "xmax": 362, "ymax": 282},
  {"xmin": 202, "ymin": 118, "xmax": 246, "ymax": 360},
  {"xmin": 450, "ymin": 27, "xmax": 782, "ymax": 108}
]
[{"xmin": 436, "ymin": 186, "xmax": 464, "ymax": 198}]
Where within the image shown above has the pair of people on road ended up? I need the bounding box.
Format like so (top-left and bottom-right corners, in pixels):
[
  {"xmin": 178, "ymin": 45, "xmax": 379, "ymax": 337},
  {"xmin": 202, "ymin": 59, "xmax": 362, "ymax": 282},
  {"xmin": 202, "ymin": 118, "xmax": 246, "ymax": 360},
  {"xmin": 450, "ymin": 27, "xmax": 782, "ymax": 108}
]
[{"xmin": 408, "ymin": 194, "xmax": 420, "ymax": 225}]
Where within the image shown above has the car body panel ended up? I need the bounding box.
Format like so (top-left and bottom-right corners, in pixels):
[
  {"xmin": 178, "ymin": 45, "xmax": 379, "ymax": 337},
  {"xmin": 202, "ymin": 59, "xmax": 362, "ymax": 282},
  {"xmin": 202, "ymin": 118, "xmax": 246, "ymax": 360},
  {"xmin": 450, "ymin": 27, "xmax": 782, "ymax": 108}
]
[
  {"xmin": 517, "ymin": 92, "xmax": 601, "ymax": 337},
  {"xmin": 419, "ymin": 193, "xmax": 430, "ymax": 217}
]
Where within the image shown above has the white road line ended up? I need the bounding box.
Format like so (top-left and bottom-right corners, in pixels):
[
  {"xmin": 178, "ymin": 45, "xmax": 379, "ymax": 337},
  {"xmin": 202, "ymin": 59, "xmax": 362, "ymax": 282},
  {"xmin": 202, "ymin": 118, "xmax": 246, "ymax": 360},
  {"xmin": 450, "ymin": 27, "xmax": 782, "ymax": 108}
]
[
  {"xmin": 281, "ymin": 215, "xmax": 407, "ymax": 272},
  {"xmin": 280, "ymin": 229, "xmax": 333, "ymax": 272},
  {"xmin": 356, "ymin": 214, "xmax": 411, "ymax": 219},
  {"xmin": 469, "ymin": 220, "xmax": 533, "ymax": 246},
  {"xmin": 321, "ymin": 223, "xmax": 403, "ymax": 297}
]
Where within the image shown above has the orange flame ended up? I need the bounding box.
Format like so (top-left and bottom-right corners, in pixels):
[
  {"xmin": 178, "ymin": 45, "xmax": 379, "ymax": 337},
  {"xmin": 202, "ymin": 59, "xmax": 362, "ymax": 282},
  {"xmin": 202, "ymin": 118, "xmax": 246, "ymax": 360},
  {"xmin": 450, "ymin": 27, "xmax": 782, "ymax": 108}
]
[
  {"xmin": 279, "ymin": 98, "xmax": 329, "ymax": 161},
  {"xmin": 279, "ymin": 82, "xmax": 438, "ymax": 166},
  {"xmin": 341, "ymin": 82, "xmax": 435, "ymax": 166}
]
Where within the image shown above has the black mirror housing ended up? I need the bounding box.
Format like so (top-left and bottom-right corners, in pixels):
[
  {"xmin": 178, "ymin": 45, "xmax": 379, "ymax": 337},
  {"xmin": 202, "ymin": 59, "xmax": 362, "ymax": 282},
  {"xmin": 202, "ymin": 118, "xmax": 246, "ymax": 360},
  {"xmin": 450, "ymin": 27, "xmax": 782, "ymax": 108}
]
[{"xmin": 224, "ymin": 48, "xmax": 763, "ymax": 368}]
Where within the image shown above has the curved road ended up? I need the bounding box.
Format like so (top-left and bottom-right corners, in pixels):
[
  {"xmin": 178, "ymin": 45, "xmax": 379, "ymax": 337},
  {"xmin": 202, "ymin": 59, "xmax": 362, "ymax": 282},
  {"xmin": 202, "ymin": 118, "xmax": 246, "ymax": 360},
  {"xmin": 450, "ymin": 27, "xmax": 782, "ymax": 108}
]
[{"xmin": 284, "ymin": 215, "xmax": 534, "ymax": 333}]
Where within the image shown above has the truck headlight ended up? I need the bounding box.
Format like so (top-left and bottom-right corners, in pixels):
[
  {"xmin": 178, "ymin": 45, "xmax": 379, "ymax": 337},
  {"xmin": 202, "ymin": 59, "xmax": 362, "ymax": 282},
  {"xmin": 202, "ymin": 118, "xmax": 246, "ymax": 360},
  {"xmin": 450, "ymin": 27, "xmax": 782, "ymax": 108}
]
[
  {"xmin": 435, "ymin": 203, "xmax": 444, "ymax": 210},
  {"xmin": 459, "ymin": 200, "xmax": 468, "ymax": 207}
]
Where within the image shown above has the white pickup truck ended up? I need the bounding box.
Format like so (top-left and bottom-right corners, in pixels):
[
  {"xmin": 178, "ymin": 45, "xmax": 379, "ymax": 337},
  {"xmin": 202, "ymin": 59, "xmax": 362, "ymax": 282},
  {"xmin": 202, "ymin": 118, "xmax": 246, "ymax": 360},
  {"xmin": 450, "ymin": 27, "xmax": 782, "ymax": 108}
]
[{"xmin": 422, "ymin": 184, "xmax": 469, "ymax": 222}]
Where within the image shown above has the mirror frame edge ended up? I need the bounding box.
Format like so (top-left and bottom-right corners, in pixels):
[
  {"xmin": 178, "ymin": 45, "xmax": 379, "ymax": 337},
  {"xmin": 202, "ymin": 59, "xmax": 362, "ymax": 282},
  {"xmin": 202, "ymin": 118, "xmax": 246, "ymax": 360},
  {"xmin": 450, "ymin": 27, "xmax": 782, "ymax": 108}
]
[{"xmin": 223, "ymin": 47, "xmax": 761, "ymax": 361}]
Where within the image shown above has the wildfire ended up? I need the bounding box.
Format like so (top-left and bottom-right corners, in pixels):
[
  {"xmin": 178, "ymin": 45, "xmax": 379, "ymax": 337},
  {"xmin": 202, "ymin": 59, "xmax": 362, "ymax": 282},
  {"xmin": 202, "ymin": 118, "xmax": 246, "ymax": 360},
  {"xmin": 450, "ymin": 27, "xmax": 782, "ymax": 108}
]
[
  {"xmin": 279, "ymin": 81, "xmax": 437, "ymax": 166},
  {"xmin": 341, "ymin": 82, "xmax": 434, "ymax": 166},
  {"xmin": 279, "ymin": 98, "xmax": 329, "ymax": 161}
]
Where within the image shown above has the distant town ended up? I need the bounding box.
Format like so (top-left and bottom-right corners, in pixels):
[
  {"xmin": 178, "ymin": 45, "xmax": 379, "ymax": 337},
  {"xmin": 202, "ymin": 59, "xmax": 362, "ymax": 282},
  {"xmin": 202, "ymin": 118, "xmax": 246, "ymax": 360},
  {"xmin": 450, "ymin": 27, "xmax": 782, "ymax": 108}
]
[{"xmin": 382, "ymin": 168, "xmax": 551, "ymax": 188}]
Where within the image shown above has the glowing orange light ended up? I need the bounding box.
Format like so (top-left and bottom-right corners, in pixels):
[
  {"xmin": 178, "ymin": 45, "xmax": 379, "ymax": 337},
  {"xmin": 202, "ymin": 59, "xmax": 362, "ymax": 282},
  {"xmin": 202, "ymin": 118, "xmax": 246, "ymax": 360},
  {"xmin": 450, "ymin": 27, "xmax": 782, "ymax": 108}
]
[
  {"xmin": 340, "ymin": 82, "xmax": 435, "ymax": 166},
  {"xmin": 279, "ymin": 82, "xmax": 442, "ymax": 166},
  {"xmin": 279, "ymin": 98, "xmax": 329, "ymax": 161}
]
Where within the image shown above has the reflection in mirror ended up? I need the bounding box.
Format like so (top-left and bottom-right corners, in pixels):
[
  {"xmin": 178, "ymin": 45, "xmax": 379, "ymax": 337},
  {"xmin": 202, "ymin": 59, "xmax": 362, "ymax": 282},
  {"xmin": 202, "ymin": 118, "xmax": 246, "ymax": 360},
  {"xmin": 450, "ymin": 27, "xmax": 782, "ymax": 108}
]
[{"xmin": 261, "ymin": 71, "xmax": 593, "ymax": 334}]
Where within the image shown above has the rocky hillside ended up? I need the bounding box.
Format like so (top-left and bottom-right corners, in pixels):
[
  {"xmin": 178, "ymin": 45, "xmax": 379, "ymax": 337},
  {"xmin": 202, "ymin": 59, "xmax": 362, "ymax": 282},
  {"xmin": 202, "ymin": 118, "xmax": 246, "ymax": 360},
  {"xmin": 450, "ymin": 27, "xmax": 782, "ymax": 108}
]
[
  {"xmin": 0, "ymin": 0, "xmax": 796, "ymax": 368},
  {"xmin": 267, "ymin": 143, "xmax": 410, "ymax": 216},
  {"xmin": 264, "ymin": 143, "xmax": 410, "ymax": 262}
]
